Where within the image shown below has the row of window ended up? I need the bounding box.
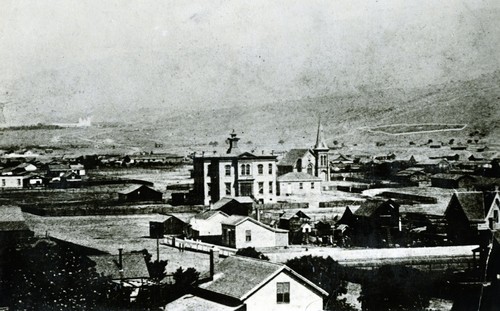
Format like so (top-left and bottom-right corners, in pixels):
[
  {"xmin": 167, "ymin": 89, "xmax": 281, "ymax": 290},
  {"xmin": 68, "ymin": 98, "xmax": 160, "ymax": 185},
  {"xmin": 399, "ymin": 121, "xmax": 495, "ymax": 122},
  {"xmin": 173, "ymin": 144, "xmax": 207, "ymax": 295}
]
[
  {"xmin": 224, "ymin": 182, "xmax": 274, "ymax": 195},
  {"xmin": 223, "ymin": 163, "xmax": 273, "ymax": 176},
  {"xmin": 298, "ymin": 182, "xmax": 315, "ymax": 190},
  {"xmin": 1, "ymin": 179, "xmax": 22, "ymax": 186}
]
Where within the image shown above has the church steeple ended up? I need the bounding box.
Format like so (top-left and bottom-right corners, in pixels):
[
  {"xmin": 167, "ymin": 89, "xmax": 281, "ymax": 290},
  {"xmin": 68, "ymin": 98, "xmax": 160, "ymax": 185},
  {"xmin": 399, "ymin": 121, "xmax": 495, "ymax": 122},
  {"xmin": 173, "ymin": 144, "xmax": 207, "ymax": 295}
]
[{"xmin": 314, "ymin": 118, "xmax": 329, "ymax": 150}]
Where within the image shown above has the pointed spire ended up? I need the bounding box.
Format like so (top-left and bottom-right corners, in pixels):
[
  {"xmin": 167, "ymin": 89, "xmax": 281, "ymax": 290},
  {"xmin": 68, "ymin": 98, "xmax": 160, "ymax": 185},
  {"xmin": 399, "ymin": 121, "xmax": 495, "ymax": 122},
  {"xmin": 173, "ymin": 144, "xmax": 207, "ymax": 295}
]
[{"xmin": 314, "ymin": 117, "xmax": 329, "ymax": 150}]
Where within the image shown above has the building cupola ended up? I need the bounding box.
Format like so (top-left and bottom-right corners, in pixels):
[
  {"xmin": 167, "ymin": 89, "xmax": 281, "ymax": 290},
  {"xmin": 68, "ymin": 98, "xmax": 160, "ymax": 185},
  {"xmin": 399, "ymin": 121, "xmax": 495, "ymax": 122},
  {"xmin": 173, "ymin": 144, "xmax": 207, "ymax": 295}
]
[{"xmin": 226, "ymin": 130, "xmax": 241, "ymax": 154}]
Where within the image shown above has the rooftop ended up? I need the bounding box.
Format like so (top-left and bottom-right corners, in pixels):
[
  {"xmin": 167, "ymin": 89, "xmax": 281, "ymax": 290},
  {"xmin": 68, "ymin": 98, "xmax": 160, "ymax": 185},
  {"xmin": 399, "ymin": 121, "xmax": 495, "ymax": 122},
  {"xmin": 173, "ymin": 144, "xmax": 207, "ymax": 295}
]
[
  {"xmin": 88, "ymin": 252, "xmax": 150, "ymax": 280},
  {"xmin": 277, "ymin": 172, "xmax": 322, "ymax": 182}
]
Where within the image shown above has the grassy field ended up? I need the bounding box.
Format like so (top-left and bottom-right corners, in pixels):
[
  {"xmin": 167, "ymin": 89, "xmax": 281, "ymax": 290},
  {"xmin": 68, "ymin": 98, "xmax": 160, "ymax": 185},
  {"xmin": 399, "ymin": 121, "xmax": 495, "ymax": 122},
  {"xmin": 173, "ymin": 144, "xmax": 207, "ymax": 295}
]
[{"xmin": 24, "ymin": 213, "xmax": 209, "ymax": 274}]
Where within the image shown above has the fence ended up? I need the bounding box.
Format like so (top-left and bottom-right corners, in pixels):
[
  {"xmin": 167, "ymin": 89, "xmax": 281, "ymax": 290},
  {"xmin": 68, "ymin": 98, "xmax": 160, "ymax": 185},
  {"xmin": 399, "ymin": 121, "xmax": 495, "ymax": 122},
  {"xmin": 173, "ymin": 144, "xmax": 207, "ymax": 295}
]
[
  {"xmin": 255, "ymin": 202, "xmax": 309, "ymax": 210},
  {"xmin": 163, "ymin": 236, "xmax": 237, "ymax": 257}
]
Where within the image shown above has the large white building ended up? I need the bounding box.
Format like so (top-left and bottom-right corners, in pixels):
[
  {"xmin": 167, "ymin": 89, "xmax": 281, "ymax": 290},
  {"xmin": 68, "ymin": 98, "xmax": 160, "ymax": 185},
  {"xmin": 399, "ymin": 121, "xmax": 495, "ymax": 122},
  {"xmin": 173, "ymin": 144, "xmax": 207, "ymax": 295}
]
[{"xmin": 191, "ymin": 131, "xmax": 278, "ymax": 206}]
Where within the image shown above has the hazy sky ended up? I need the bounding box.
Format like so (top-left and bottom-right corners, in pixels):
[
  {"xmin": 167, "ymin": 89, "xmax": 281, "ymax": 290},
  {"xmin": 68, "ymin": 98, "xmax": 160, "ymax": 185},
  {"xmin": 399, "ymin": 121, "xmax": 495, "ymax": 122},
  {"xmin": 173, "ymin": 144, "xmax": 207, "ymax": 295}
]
[{"xmin": 0, "ymin": 0, "xmax": 499, "ymax": 123}]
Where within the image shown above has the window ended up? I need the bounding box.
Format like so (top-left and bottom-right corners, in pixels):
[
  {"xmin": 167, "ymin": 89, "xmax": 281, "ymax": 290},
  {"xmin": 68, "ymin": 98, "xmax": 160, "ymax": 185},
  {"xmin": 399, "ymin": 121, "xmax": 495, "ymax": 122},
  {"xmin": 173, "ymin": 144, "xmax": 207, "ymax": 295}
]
[
  {"xmin": 276, "ymin": 282, "xmax": 290, "ymax": 303},
  {"xmin": 245, "ymin": 164, "xmax": 251, "ymax": 175},
  {"xmin": 225, "ymin": 165, "xmax": 231, "ymax": 176},
  {"xmin": 258, "ymin": 164, "xmax": 263, "ymax": 175},
  {"xmin": 207, "ymin": 164, "xmax": 212, "ymax": 176},
  {"xmin": 269, "ymin": 181, "xmax": 273, "ymax": 194},
  {"xmin": 17, "ymin": 179, "xmax": 21, "ymax": 186},
  {"xmin": 225, "ymin": 183, "xmax": 231, "ymax": 195},
  {"xmin": 245, "ymin": 230, "xmax": 252, "ymax": 241},
  {"xmin": 268, "ymin": 163, "xmax": 273, "ymax": 174},
  {"xmin": 1, "ymin": 179, "xmax": 5, "ymax": 187},
  {"xmin": 307, "ymin": 164, "xmax": 313, "ymax": 175},
  {"xmin": 240, "ymin": 164, "xmax": 246, "ymax": 175},
  {"xmin": 258, "ymin": 182, "xmax": 264, "ymax": 194},
  {"xmin": 311, "ymin": 182, "xmax": 315, "ymax": 189},
  {"xmin": 299, "ymin": 182, "xmax": 303, "ymax": 190},
  {"xmin": 494, "ymin": 210, "xmax": 499, "ymax": 222}
]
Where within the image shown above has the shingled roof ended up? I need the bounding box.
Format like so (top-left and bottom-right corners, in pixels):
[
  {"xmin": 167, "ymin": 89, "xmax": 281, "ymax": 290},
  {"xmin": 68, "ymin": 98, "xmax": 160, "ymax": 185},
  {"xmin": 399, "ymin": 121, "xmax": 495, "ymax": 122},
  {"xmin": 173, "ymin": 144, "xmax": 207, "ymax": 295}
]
[
  {"xmin": 450, "ymin": 192, "xmax": 487, "ymax": 222},
  {"xmin": 0, "ymin": 205, "xmax": 31, "ymax": 232},
  {"xmin": 277, "ymin": 172, "xmax": 321, "ymax": 182},
  {"xmin": 354, "ymin": 199, "xmax": 398, "ymax": 218},
  {"xmin": 278, "ymin": 149, "xmax": 312, "ymax": 166},
  {"xmin": 89, "ymin": 253, "xmax": 150, "ymax": 280},
  {"xmin": 200, "ymin": 256, "xmax": 328, "ymax": 301}
]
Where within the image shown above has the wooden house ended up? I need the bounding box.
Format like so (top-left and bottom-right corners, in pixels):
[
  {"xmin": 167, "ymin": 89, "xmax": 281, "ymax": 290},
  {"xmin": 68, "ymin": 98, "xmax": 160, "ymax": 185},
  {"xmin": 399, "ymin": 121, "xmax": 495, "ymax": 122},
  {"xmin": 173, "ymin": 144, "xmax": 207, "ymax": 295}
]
[
  {"xmin": 353, "ymin": 199, "xmax": 401, "ymax": 248},
  {"xmin": 166, "ymin": 254, "xmax": 328, "ymax": 311},
  {"xmin": 149, "ymin": 214, "xmax": 189, "ymax": 238},
  {"xmin": 0, "ymin": 205, "xmax": 34, "ymax": 245},
  {"xmin": 431, "ymin": 173, "xmax": 477, "ymax": 189},
  {"xmin": 337, "ymin": 206, "xmax": 356, "ymax": 227},
  {"xmin": 444, "ymin": 191, "xmax": 498, "ymax": 245},
  {"xmin": 393, "ymin": 168, "xmax": 427, "ymax": 185},
  {"xmin": 277, "ymin": 172, "xmax": 322, "ymax": 196},
  {"xmin": 213, "ymin": 196, "xmax": 254, "ymax": 216},
  {"xmin": 118, "ymin": 185, "xmax": 163, "ymax": 202},
  {"xmin": 221, "ymin": 215, "xmax": 288, "ymax": 249},
  {"xmin": 279, "ymin": 210, "xmax": 311, "ymax": 244},
  {"xmin": 189, "ymin": 210, "xmax": 229, "ymax": 243},
  {"xmin": 277, "ymin": 149, "xmax": 316, "ymax": 176}
]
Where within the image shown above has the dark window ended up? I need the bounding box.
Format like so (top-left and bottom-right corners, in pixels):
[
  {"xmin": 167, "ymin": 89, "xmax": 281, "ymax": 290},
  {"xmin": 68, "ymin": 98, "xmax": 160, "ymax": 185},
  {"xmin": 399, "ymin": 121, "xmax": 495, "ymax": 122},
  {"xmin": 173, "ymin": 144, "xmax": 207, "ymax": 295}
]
[
  {"xmin": 207, "ymin": 164, "xmax": 212, "ymax": 176},
  {"xmin": 494, "ymin": 210, "xmax": 499, "ymax": 222},
  {"xmin": 258, "ymin": 182, "xmax": 264, "ymax": 194},
  {"xmin": 240, "ymin": 183, "xmax": 253, "ymax": 196},
  {"xmin": 296, "ymin": 159, "xmax": 302, "ymax": 172},
  {"xmin": 268, "ymin": 163, "xmax": 273, "ymax": 174},
  {"xmin": 240, "ymin": 164, "xmax": 246, "ymax": 175},
  {"xmin": 1, "ymin": 179, "xmax": 5, "ymax": 186},
  {"xmin": 311, "ymin": 182, "xmax": 315, "ymax": 189},
  {"xmin": 258, "ymin": 164, "xmax": 263, "ymax": 175},
  {"xmin": 225, "ymin": 183, "xmax": 231, "ymax": 195},
  {"xmin": 246, "ymin": 164, "xmax": 251, "ymax": 175},
  {"xmin": 299, "ymin": 182, "xmax": 303, "ymax": 190},
  {"xmin": 269, "ymin": 181, "xmax": 273, "ymax": 194},
  {"xmin": 277, "ymin": 282, "xmax": 290, "ymax": 303},
  {"xmin": 225, "ymin": 165, "xmax": 231, "ymax": 176},
  {"xmin": 245, "ymin": 230, "xmax": 251, "ymax": 241},
  {"xmin": 307, "ymin": 164, "xmax": 313, "ymax": 175}
]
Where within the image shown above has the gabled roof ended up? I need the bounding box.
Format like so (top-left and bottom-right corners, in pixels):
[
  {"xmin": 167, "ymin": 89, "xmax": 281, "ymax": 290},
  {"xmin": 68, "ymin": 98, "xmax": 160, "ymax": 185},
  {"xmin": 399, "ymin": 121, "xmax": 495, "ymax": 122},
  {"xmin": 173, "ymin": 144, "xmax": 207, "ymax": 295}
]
[
  {"xmin": 0, "ymin": 205, "xmax": 31, "ymax": 232},
  {"xmin": 195, "ymin": 210, "xmax": 229, "ymax": 220},
  {"xmin": 117, "ymin": 184, "xmax": 160, "ymax": 195},
  {"xmin": 89, "ymin": 253, "xmax": 150, "ymax": 280},
  {"xmin": 277, "ymin": 172, "xmax": 321, "ymax": 182},
  {"xmin": 448, "ymin": 192, "xmax": 487, "ymax": 222},
  {"xmin": 47, "ymin": 164, "xmax": 71, "ymax": 171},
  {"xmin": 222, "ymin": 216, "xmax": 288, "ymax": 233},
  {"xmin": 280, "ymin": 210, "xmax": 310, "ymax": 220},
  {"xmin": 200, "ymin": 256, "xmax": 328, "ymax": 301},
  {"xmin": 354, "ymin": 199, "xmax": 398, "ymax": 217},
  {"xmin": 278, "ymin": 149, "xmax": 313, "ymax": 166},
  {"xmin": 166, "ymin": 294, "xmax": 243, "ymax": 311}
]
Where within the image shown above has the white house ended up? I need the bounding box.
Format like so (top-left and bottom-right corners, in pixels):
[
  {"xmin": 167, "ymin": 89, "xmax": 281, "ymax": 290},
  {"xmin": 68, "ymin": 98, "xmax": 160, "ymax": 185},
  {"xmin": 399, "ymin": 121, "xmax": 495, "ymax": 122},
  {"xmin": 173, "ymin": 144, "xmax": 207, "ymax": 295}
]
[
  {"xmin": 221, "ymin": 215, "xmax": 288, "ymax": 249},
  {"xmin": 165, "ymin": 255, "xmax": 327, "ymax": 311},
  {"xmin": 277, "ymin": 172, "xmax": 322, "ymax": 196},
  {"xmin": 0, "ymin": 175, "xmax": 24, "ymax": 189},
  {"xmin": 189, "ymin": 210, "xmax": 229, "ymax": 238},
  {"xmin": 486, "ymin": 192, "xmax": 500, "ymax": 230}
]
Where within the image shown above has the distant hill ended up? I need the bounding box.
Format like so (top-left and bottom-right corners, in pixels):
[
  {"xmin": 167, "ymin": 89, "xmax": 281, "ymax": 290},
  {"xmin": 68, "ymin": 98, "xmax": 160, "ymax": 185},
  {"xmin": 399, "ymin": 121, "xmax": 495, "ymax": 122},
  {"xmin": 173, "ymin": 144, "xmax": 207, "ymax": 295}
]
[{"xmin": 146, "ymin": 70, "xmax": 500, "ymax": 150}]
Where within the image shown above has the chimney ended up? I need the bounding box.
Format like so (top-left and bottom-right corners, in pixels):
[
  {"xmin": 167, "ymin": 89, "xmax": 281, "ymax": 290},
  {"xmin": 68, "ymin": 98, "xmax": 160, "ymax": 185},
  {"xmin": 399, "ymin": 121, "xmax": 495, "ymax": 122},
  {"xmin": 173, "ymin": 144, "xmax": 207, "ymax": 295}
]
[
  {"xmin": 118, "ymin": 248, "xmax": 124, "ymax": 279},
  {"xmin": 209, "ymin": 247, "xmax": 220, "ymax": 279},
  {"xmin": 226, "ymin": 130, "xmax": 240, "ymax": 154}
]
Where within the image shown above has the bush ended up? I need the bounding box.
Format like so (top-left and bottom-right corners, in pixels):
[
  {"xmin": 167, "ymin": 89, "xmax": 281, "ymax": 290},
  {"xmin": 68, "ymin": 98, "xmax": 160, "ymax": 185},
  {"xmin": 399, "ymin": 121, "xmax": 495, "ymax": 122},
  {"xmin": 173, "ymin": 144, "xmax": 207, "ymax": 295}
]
[{"xmin": 235, "ymin": 247, "xmax": 269, "ymax": 260}]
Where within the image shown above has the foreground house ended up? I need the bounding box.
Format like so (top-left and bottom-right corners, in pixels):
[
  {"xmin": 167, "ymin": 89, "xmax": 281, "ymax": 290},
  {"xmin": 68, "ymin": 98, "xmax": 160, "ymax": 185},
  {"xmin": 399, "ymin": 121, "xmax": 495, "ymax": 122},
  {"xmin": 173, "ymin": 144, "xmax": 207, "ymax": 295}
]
[
  {"xmin": 0, "ymin": 205, "xmax": 34, "ymax": 245},
  {"xmin": 188, "ymin": 210, "xmax": 229, "ymax": 243},
  {"xmin": 166, "ymin": 254, "xmax": 327, "ymax": 311},
  {"xmin": 221, "ymin": 215, "xmax": 288, "ymax": 249},
  {"xmin": 212, "ymin": 196, "xmax": 254, "ymax": 216}
]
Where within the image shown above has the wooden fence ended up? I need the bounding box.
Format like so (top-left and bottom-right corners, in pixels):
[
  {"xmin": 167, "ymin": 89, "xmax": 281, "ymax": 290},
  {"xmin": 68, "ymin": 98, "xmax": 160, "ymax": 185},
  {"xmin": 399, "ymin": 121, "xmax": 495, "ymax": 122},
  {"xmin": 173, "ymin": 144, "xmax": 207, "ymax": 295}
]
[{"xmin": 163, "ymin": 237, "xmax": 237, "ymax": 257}]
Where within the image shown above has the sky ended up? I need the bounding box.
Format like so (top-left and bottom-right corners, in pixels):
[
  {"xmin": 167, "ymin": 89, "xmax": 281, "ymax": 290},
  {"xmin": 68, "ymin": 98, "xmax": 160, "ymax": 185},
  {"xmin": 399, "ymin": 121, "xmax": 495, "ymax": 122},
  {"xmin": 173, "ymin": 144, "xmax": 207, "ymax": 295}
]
[{"xmin": 0, "ymin": 0, "xmax": 499, "ymax": 123}]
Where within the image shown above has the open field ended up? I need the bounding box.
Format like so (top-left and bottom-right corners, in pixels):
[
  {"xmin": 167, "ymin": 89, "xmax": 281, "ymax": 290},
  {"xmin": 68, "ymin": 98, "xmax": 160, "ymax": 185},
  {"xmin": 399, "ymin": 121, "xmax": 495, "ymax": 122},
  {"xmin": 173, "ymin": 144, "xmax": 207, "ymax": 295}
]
[{"xmin": 23, "ymin": 213, "xmax": 209, "ymax": 274}]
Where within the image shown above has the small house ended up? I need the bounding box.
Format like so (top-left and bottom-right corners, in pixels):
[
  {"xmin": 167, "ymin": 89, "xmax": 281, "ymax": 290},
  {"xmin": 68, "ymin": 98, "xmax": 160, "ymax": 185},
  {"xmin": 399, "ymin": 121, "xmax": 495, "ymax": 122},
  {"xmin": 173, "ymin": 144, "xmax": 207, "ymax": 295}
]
[
  {"xmin": 167, "ymin": 254, "xmax": 327, "ymax": 311},
  {"xmin": 431, "ymin": 173, "xmax": 477, "ymax": 189},
  {"xmin": 0, "ymin": 205, "xmax": 34, "ymax": 245},
  {"xmin": 279, "ymin": 210, "xmax": 311, "ymax": 244},
  {"xmin": 212, "ymin": 196, "xmax": 254, "ymax": 216},
  {"xmin": 149, "ymin": 214, "xmax": 189, "ymax": 238},
  {"xmin": 353, "ymin": 199, "xmax": 401, "ymax": 248},
  {"xmin": 277, "ymin": 172, "xmax": 322, "ymax": 196},
  {"xmin": 118, "ymin": 185, "xmax": 163, "ymax": 202},
  {"xmin": 221, "ymin": 215, "xmax": 288, "ymax": 249},
  {"xmin": 189, "ymin": 210, "xmax": 229, "ymax": 243},
  {"xmin": 444, "ymin": 191, "xmax": 496, "ymax": 245}
]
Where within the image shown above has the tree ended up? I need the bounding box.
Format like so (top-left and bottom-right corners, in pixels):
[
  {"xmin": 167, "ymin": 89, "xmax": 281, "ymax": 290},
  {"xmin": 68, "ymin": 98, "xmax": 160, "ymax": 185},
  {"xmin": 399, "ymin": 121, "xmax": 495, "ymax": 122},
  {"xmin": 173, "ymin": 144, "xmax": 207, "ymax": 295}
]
[
  {"xmin": 235, "ymin": 247, "xmax": 269, "ymax": 260},
  {"xmin": 2, "ymin": 239, "xmax": 111, "ymax": 310},
  {"xmin": 359, "ymin": 265, "xmax": 431, "ymax": 311},
  {"xmin": 141, "ymin": 250, "xmax": 168, "ymax": 283},
  {"xmin": 173, "ymin": 267, "xmax": 199, "ymax": 292},
  {"xmin": 286, "ymin": 255, "xmax": 355, "ymax": 311}
]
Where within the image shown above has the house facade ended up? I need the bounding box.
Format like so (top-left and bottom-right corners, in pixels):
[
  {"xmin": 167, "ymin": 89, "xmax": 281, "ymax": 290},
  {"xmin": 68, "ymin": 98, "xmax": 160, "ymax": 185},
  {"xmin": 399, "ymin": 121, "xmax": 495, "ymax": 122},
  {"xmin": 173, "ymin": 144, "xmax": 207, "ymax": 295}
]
[
  {"xmin": 221, "ymin": 215, "xmax": 288, "ymax": 248},
  {"xmin": 277, "ymin": 149, "xmax": 316, "ymax": 176},
  {"xmin": 277, "ymin": 172, "xmax": 322, "ymax": 196},
  {"xmin": 191, "ymin": 131, "xmax": 278, "ymax": 206},
  {"xmin": 166, "ymin": 255, "xmax": 328, "ymax": 311}
]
